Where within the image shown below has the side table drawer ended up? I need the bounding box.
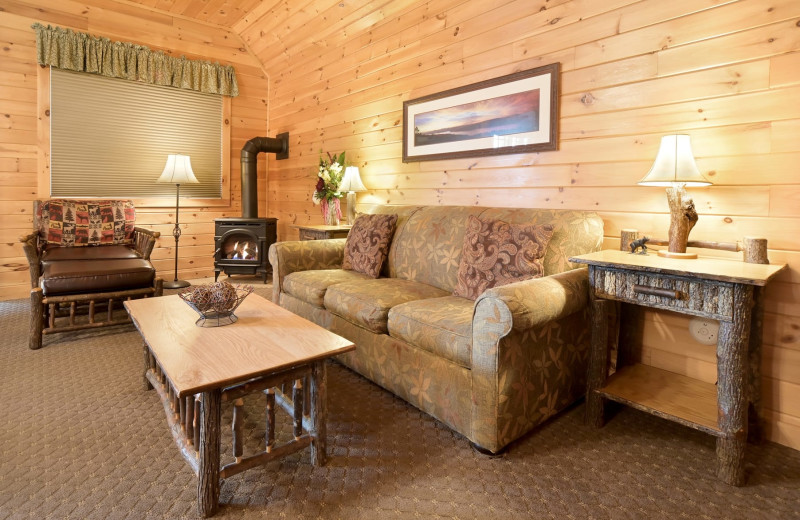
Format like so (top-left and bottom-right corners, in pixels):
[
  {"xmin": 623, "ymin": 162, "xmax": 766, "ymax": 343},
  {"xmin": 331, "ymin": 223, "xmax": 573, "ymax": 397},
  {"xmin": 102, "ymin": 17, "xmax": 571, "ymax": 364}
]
[{"xmin": 592, "ymin": 267, "xmax": 734, "ymax": 320}]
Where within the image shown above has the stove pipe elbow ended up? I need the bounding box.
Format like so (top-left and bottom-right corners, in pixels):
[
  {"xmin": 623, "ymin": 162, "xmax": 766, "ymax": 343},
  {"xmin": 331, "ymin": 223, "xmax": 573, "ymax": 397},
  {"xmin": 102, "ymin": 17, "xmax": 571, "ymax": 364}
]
[{"xmin": 240, "ymin": 133, "xmax": 289, "ymax": 219}]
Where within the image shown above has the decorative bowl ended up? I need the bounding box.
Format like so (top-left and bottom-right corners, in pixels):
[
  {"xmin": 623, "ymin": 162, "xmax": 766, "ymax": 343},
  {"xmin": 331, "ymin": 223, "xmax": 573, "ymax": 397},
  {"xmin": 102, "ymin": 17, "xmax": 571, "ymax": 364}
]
[{"xmin": 178, "ymin": 282, "xmax": 254, "ymax": 327}]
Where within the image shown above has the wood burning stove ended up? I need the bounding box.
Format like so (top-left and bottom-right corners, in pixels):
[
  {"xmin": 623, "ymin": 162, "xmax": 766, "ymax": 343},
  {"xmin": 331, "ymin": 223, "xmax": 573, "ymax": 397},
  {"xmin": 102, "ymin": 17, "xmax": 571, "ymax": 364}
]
[
  {"xmin": 214, "ymin": 218, "xmax": 276, "ymax": 283},
  {"xmin": 213, "ymin": 133, "xmax": 288, "ymax": 284}
]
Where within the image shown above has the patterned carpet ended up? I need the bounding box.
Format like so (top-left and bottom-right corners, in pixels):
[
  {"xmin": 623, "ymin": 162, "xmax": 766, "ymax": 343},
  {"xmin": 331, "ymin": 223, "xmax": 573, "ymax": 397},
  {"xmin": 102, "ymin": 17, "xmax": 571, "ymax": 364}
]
[{"xmin": 1, "ymin": 282, "xmax": 799, "ymax": 519}]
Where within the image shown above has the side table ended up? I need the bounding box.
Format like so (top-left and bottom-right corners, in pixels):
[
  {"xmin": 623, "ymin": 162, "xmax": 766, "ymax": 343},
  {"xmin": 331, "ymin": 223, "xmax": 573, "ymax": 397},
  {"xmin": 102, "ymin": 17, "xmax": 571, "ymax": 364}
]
[
  {"xmin": 295, "ymin": 224, "xmax": 351, "ymax": 241},
  {"xmin": 569, "ymin": 249, "xmax": 785, "ymax": 485}
]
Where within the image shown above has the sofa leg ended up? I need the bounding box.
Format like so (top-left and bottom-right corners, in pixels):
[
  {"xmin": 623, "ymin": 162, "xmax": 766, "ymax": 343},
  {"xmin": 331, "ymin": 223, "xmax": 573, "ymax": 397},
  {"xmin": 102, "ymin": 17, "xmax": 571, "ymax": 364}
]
[
  {"xmin": 154, "ymin": 278, "xmax": 164, "ymax": 297},
  {"xmin": 29, "ymin": 288, "xmax": 44, "ymax": 350},
  {"xmin": 470, "ymin": 442, "xmax": 505, "ymax": 458}
]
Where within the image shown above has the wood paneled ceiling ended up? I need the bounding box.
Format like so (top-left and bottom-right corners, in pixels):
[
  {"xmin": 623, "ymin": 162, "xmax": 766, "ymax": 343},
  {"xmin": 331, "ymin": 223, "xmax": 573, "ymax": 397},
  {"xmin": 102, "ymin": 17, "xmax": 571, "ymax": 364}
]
[{"xmin": 124, "ymin": 0, "xmax": 267, "ymax": 28}]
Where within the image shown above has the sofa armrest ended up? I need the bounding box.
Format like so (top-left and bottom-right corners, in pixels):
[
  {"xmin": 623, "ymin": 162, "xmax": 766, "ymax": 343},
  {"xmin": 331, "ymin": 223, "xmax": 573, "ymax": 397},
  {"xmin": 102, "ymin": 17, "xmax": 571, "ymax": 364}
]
[
  {"xmin": 475, "ymin": 268, "xmax": 589, "ymax": 333},
  {"xmin": 133, "ymin": 227, "xmax": 160, "ymax": 261},
  {"xmin": 470, "ymin": 268, "xmax": 591, "ymax": 452},
  {"xmin": 268, "ymin": 239, "xmax": 347, "ymax": 303},
  {"xmin": 18, "ymin": 231, "xmax": 42, "ymax": 289}
]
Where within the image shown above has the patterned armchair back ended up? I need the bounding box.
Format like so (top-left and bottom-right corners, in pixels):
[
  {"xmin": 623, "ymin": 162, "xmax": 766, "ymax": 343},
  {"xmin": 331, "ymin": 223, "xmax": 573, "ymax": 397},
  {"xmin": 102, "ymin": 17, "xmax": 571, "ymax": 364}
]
[{"xmin": 35, "ymin": 199, "xmax": 136, "ymax": 247}]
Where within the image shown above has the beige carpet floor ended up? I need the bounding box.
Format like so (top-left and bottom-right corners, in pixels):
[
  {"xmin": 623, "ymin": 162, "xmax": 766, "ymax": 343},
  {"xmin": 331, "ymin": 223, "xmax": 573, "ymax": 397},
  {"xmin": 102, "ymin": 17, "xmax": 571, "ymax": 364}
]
[{"xmin": 1, "ymin": 282, "xmax": 799, "ymax": 519}]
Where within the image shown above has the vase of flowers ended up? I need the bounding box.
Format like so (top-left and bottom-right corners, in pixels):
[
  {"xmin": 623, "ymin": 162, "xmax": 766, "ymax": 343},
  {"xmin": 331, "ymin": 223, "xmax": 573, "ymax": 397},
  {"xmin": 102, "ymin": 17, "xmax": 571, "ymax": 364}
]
[{"xmin": 312, "ymin": 151, "xmax": 346, "ymax": 226}]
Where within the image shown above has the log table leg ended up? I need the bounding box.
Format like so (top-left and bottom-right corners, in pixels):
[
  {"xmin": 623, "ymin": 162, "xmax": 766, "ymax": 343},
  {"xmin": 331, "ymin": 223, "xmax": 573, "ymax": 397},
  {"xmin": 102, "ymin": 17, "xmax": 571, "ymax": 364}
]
[
  {"xmin": 586, "ymin": 298, "xmax": 611, "ymax": 428},
  {"xmin": 715, "ymin": 284, "xmax": 753, "ymax": 486},
  {"xmin": 143, "ymin": 342, "xmax": 153, "ymax": 391},
  {"xmin": 198, "ymin": 389, "xmax": 222, "ymax": 517},
  {"xmin": 309, "ymin": 360, "xmax": 327, "ymax": 466}
]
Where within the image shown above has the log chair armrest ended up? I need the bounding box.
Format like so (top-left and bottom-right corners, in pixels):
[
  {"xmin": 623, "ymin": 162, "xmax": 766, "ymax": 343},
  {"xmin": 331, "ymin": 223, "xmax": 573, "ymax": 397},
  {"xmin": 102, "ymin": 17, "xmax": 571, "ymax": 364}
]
[
  {"xmin": 133, "ymin": 227, "xmax": 160, "ymax": 261},
  {"xmin": 18, "ymin": 231, "xmax": 42, "ymax": 289},
  {"xmin": 268, "ymin": 239, "xmax": 346, "ymax": 303}
]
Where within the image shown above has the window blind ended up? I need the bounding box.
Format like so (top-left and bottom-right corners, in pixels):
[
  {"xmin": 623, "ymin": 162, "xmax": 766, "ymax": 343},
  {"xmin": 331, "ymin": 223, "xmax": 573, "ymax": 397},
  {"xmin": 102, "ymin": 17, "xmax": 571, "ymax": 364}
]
[{"xmin": 50, "ymin": 68, "xmax": 222, "ymax": 198}]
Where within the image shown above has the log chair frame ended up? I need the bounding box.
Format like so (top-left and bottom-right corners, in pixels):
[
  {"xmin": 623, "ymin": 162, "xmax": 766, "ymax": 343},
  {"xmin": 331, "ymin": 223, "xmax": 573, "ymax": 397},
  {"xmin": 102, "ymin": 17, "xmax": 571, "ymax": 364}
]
[{"xmin": 20, "ymin": 224, "xmax": 163, "ymax": 350}]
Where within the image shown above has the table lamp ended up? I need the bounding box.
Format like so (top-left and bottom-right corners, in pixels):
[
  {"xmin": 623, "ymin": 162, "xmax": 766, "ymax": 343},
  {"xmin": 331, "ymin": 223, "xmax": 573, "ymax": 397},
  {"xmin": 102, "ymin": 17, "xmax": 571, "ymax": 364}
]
[
  {"xmin": 340, "ymin": 166, "xmax": 367, "ymax": 225},
  {"xmin": 157, "ymin": 154, "xmax": 199, "ymax": 288},
  {"xmin": 639, "ymin": 135, "xmax": 711, "ymax": 259}
]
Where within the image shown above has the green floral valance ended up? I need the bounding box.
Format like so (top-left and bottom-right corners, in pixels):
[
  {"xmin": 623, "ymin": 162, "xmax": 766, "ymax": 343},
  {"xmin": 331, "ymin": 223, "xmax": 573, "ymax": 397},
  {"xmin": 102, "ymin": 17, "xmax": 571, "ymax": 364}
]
[{"xmin": 32, "ymin": 23, "xmax": 239, "ymax": 97}]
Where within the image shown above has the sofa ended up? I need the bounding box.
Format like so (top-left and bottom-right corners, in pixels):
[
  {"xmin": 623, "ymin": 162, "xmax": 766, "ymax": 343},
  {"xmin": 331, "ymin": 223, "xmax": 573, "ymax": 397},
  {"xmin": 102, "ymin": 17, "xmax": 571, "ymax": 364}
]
[
  {"xmin": 269, "ymin": 205, "xmax": 604, "ymax": 453},
  {"xmin": 20, "ymin": 199, "xmax": 163, "ymax": 350}
]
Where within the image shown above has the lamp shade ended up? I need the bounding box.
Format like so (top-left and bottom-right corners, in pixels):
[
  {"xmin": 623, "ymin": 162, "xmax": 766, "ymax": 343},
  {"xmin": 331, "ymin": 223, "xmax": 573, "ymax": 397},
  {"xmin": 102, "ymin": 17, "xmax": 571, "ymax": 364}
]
[
  {"xmin": 638, "ymin": 135, "xmax": 711, "ymax": 187},
  {"xmin": 340, "ymin": 166, "xmax": 366, "ymax": 193},
  {"xmin": 157, "ymin": 154, "xmax": 199, "ymax": 184}
]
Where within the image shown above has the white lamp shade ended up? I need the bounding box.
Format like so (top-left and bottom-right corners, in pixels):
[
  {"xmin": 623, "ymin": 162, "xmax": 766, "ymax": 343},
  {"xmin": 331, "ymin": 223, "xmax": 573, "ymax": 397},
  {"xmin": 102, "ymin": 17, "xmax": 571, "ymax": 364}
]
[
  {"xmin": 639, "ymin": 135, "xmax": 711, "ymax": 187},
  {"xmin": 157, "ymin": 154, "xmax": 199, "ymax": 184},
  {"xmin": 340, "ymin": 166, "xmax": 367, "ymax": 193}
]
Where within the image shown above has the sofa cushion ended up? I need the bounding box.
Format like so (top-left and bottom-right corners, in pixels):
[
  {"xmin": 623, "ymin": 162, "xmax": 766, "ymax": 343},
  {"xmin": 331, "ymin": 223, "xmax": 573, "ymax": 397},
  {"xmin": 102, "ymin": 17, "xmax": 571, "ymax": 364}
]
[
  {"xmin": 342, "ymin": 213, "xmax": 398, "ymax": 278},
  {"xmin": 453, "ymin": 215, "xmax": 554, "ymax": 300},
  {"xmin": 40, "ymin": 258, "xmax": 155, "ymax": 296},
  {"xmin": 388, "ymin": 296, "xmax": 474, "ymax": 369},
  {"xmin": 38, "ymin": 200, "xmax": 136, "ymax": 247},
  {"xmin": 42, "ymin": 244, "xmax": 141, "ymax": 261},
  {"xmin": 324, "ymin": 278, "xmax": 449, "ymax": 334},
  {"xmin": 283, "ymin": 269, "xmax": 372, "ymax": 308}
]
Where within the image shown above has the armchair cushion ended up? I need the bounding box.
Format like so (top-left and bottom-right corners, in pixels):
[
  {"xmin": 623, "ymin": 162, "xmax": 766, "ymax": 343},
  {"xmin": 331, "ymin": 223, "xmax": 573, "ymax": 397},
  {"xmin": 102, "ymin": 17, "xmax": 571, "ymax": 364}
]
[
  {"xmin": 42, "ymin": 244, "xmax": 141, "ymax": 262},
  {"xmin": 453, "ymin": 215, "xmax": 553, "ymax": 300},
  {"xmin": 40, "ymin": 258, "xmax": 155, "ymax": 296},
  {"xmin": 38, "ymin": 199, "xmax": 136, "ymax": 247}
]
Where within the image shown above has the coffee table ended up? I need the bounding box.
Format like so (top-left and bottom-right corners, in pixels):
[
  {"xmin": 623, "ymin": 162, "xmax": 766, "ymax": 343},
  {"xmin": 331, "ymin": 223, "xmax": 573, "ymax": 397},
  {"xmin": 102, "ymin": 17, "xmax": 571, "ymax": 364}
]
[{"xmin": 124, "ymin": 293, "xmax": 354, "ymax": 517}]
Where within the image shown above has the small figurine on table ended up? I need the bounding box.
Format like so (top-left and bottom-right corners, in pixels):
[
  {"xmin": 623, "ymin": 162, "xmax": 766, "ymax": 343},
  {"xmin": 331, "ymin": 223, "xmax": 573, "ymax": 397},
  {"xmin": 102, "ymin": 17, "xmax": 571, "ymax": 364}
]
[{"xmin": 629, "ymin": 236, "xmax": 650, "ymax": 255}]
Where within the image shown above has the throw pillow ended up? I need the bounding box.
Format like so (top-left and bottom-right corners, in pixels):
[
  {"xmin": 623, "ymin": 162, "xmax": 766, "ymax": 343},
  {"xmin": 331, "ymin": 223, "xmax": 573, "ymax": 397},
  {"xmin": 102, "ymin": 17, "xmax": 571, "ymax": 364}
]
[
  {"xmin": 452, "ymin": 215, "xmax": 554, "ymax": 300},
  {"xmin": 39, "ymin": 199, "xmax": 136, "ymax": 247},
  {"xmin": 342, "ymin": 213, "xmax": 399, "ymax": 278}
]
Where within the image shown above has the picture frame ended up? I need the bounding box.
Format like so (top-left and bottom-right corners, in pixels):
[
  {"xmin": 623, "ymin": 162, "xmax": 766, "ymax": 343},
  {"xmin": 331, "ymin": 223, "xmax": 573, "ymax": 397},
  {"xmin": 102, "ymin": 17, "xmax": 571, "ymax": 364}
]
[{"xmin": 402, "ymin": 63, "xmax": 560, "ymax": 162}]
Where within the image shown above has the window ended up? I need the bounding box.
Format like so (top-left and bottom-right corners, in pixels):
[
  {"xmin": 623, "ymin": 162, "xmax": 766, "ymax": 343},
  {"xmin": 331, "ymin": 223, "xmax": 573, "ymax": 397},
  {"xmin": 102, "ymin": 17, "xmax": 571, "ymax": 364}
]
[{"xmin": 49, "ymin": 68, "xmax": 223, "ymax": 199}]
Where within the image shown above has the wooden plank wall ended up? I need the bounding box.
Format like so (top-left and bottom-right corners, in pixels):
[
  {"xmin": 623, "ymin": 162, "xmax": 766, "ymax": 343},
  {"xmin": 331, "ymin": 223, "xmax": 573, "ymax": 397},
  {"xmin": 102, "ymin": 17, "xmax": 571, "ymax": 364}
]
[
  {"xmin": 0, "ymin": 0, "xmax": 268, "ymax": 299},
  {"xmin": 238, "ymin": 0, "xmax": 800, "ymax": 449}
]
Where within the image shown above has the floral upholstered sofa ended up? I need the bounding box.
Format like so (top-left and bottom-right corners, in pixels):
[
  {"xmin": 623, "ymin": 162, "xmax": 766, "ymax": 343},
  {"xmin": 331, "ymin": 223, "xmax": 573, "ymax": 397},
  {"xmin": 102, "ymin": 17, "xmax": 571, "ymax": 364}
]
[{"xmin": 269, "ymin": 205, "xmax": 604, "ymax": 453}]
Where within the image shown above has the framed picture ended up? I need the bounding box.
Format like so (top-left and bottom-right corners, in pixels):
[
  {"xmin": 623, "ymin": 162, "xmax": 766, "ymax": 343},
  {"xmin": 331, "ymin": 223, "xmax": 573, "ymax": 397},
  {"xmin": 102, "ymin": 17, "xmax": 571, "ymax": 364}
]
[{"xmin": 402, "ymin": 63, "xmax": 560, "ymax": 162}]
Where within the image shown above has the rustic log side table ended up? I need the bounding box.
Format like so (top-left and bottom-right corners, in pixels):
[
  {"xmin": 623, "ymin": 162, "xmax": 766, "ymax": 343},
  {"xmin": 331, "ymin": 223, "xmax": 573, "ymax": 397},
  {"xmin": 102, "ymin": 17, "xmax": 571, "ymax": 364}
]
[
  {"xmin": 569, "ymin": 249, "xmax": 785, "ymax": 486},
  {"xmin": 294, "ymin": 224, "xmax": 351, "ymax": 241},
  {"xmin": 124, "ymin": 294, "xmax": 354, "ymax": 517}
]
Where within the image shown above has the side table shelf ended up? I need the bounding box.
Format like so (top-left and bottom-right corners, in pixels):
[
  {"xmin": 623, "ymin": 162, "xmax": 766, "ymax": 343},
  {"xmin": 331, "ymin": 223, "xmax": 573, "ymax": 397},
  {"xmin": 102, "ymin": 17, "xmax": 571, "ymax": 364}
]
[
  {"xmin": 599, "ymin": 364, "xmax": 719, "ymax": 434},
  {"xmin": 570, "ymin": 249, "xmax": 786, "ymax": 486}
]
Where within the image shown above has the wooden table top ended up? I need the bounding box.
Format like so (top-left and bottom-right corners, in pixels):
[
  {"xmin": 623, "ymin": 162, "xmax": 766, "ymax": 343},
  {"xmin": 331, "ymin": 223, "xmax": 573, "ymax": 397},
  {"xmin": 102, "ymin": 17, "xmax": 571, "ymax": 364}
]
[
  {"xmin": 570, "ymin": 249, "xmax": 786, "ymax": 286},
  {"xmin": 125, "ymin": 294, "xmax": 354, "ymax": 397}
]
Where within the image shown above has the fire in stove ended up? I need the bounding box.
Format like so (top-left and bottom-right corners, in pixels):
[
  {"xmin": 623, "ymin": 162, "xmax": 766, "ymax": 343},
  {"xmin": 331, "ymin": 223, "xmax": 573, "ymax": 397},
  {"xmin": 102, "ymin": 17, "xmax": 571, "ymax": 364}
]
[{"xmin": 227, "ymin": 241, "xmax": 258, "ymax": 261}]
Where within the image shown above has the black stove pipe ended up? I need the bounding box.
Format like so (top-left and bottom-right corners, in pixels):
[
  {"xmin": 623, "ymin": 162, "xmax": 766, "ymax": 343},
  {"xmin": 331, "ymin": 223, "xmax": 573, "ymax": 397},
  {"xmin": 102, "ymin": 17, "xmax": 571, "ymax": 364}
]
[{"xmin": 240, "ymin": 132, "xmax": 289, "ymax": 219}]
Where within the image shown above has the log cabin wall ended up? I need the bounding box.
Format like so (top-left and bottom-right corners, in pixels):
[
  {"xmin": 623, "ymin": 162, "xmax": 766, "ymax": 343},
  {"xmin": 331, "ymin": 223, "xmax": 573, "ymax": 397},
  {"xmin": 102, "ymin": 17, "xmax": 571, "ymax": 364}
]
[
  {"xmin": 0, "ymin": 0, "xmax": 268, "ymax": 299},
  {"xmin": 237, "ymin": 0, "xmax": 800, "ymax": 449}
]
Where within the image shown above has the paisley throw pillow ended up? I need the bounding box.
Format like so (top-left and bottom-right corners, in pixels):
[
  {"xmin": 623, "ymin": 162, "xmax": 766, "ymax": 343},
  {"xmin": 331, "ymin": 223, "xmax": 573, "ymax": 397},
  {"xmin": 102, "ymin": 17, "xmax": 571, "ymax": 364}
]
[
  {"xmin": 453, "ymin": 215, "xmax": 554, "ymax": 300},
  {"xmin": 342, "ymin": 213, "xmax": 399, "ymax": 278}
]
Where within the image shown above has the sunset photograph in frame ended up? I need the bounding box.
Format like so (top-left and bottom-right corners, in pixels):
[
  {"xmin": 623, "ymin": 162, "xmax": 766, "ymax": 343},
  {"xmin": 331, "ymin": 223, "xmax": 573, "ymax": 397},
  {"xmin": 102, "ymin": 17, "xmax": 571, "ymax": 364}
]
[{"xmin": 402, "ymin": 63, "xmax": 560, "ymax": 162}]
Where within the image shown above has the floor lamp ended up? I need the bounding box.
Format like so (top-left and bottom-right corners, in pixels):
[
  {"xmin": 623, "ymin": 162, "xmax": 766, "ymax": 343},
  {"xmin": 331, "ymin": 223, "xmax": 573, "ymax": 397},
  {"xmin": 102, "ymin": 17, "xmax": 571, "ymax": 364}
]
[{"xmin": 157, "ymin": 154, "xmax": 199, "ymax": 289}]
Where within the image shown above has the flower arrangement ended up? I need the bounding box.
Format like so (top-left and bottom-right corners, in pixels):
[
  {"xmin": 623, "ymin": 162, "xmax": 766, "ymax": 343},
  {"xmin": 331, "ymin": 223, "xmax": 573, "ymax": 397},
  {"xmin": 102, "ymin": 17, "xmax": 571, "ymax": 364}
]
[{"xmin": 312, "ymin": 151, "xmax": 346, "ymax": 225}]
